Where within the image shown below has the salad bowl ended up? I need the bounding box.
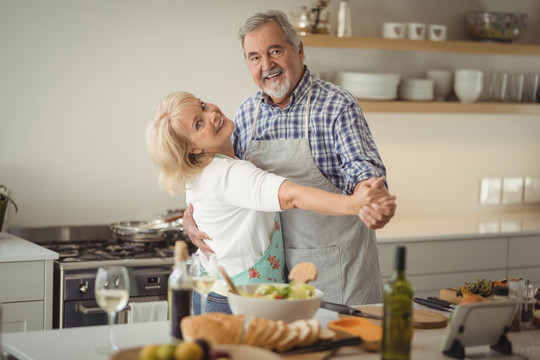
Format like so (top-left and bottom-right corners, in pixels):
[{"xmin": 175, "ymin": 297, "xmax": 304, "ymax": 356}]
[{"xmin": 227, "ymin": 283, "xmax": 323, "ymax": 322}]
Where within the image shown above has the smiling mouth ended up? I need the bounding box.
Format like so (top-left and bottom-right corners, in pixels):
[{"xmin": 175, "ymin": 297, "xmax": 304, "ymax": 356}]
[
  {"xmin": 216, "ymin": 117, "xmax": 224, "ymax": 133},
  {"xmin": 263, "ymin": 68, "xmax": 283, "ymax": 81}
]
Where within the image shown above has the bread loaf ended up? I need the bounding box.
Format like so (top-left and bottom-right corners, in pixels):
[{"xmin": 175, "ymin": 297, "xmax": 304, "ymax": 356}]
[{"xmin": 180, "ymin": 313, "xmax": 324, "ymax": 351}]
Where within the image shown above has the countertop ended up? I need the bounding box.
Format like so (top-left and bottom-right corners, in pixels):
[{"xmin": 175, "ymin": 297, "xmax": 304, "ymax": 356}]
[
  {"xmin": 376, "ymin": 210, "xmax": 540, "ymax": 242},
  {"xmin": 0, "ymin": 232, "xmax": 58, "ymax": 262},
  {"xmin": 2, "ymin": 307, "xmax": 539, "ymax": 360}
]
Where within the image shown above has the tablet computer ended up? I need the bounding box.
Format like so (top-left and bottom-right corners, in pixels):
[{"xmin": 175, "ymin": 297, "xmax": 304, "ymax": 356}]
[{"xmin": 440, "ymin": 300, "xmax": 518, "ymax": 358}]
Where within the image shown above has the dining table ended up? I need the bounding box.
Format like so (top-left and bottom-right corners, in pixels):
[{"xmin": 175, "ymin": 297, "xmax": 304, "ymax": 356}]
[{"xmin": 2, "ymin": 306, "xmax": 539, "ymax": 360}]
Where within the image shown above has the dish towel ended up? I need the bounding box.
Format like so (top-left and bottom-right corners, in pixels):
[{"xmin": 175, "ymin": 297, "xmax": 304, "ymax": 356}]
[{"xmin": 127, "ymin": 301, "xmax": 168, "ymax": 323}]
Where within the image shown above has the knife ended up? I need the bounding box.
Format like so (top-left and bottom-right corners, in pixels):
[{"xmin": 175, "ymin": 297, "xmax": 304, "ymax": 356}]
[
  {"xmin": 427, "ymin": 296, "xmax": 455, "ymax": 309},
  {"xmin": 278, "ymin": 336, "xmax": 363, "ymax": 355},
  {"xmin": 320, "ymin": 301, "xmax": 384, "ymax": 320},
  {"xmin": 413, "ymin": 298, "xmax": 453, "ymax": 312}
]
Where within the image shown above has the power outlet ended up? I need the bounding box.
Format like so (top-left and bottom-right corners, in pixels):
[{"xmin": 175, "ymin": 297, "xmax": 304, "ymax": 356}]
[
  {"xmin": 524, "ymin": 177, "xmax": 540, "ymax": 204},
  {"xmin": 502, "ymin": 177, "xmax": 523, "ymax": 205},
  {"xmin": 480, "ymin": 177, "xmax": 502, "ymax": 205}
]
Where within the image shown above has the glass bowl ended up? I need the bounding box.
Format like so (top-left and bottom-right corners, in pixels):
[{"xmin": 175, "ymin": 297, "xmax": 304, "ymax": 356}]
[{"xmin": 465, "ymin": 11, "xmax": 527, "ymax": 43}]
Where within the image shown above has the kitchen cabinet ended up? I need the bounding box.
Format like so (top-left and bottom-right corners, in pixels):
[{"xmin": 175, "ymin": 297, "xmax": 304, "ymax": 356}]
[
  {"xmin": 378, "ymin": 237, "xmax": 508, "ymax": 298},
  {"xmin": 507, "ymin": 235, "xmax": 540, "ymax": 286},
  {"xmin": 0, "ymin": 233, "xmax": 57, "ymax": 333},
  {"xmin": 302, "ymin": 35, "xmax": 540, "ymax": 115}
]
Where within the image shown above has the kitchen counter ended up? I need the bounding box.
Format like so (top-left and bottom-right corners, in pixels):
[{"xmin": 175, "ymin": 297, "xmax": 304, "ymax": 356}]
[
  {"xmin": 2, "ymin": 308, "xmax": 539, "ymax": 360},
  {"xmin": 0, "ymin": 232, "xmax": 58, "ymax": 262},
  {"xmin": 376, "ymin": 210, "xmax": 540, "ymax": 242}
]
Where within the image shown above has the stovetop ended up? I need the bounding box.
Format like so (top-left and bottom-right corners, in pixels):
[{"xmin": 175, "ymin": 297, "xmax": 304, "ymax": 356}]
[
  {"xmin": 9, "ymin": 224, "xmax": 195, "ymax": 267},
  {"xmin": 41, "ymin": 239, "xmax": 175, "ymax": 262}
]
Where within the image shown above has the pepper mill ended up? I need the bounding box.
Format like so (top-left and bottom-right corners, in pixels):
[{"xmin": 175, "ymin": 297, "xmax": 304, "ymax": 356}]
[{"xmin": 337, "ymin": 0, "xmax": 352, "ymax": 37}]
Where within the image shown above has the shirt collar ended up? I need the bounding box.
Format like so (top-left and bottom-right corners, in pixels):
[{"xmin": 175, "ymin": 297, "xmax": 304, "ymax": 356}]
[{"xmin": 260, "ymin": 66, "xmax": 311, "ymax": 109}]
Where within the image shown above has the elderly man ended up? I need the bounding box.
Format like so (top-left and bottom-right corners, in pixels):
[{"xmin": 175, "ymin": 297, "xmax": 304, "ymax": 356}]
[{"xmin": 184, "ymin": 10, "xmax": 396, "ymax": 305}]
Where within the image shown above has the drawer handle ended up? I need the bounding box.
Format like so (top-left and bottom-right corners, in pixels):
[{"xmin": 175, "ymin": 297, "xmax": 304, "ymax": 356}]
[{"xmin": 78, "ymin": 304, "xmax": 131, "ymax": 315}]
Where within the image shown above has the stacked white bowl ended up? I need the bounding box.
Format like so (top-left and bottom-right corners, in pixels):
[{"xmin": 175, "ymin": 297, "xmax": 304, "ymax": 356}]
[
  {"xmin": 454, "ymin": 69, "xmax": 484, "ymax": 103},
  {"xmin": 399, "ymin": 78, "xmax": 435, "ymax": 101},
  {"xmin": 337, "ymin": 71, "xmax": 401, "ymax": 100}
]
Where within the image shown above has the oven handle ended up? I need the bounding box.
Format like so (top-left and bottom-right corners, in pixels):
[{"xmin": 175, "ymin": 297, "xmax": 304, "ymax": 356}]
[{"xmin": 78, "ymin": 304, "xmax": 132, "ymax": 315}]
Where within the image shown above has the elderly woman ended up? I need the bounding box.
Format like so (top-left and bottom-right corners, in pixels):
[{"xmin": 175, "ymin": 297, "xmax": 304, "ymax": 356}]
[{"xmin": 146, "ymin": 91, "xmax": 393, "ymax": 314}]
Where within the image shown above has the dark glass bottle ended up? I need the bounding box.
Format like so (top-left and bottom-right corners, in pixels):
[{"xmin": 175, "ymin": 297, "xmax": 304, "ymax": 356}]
[
  {"xmin": 382, "ymin": 246, "xmax": 414, "ymax": 360},
  {"xmin": 168, "ymin": 241, "xmax": 192, "ymax": 340}
]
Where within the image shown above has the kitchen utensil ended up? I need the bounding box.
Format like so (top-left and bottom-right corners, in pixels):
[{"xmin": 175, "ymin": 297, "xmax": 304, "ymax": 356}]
[
  {"xmin": 465, "ymin": 11, "xmax": 527, "ymax": 43},
  {"xmin": 218, "ymin": 266, "xmax": 239, "ymax": 295},
  {"xmin": 320, "ymin": 301, "xmax": 383, "ymax": 320},
  {"xmin": 279, "ymin": 336, "xmax": 364, "ymax": 355},
  {"xmin": 288, "ymin": 261, "xmax": 318, "ymax": 284},
  {"xmin": 426, "ymin": 69, "xmax": 453, "ymax": 101},
  {"xmin": 407, "ymin": 22, "xmax": 426, "ymax": 40},
  {"xmin": 508, "ymin": 72, "xmax": 525, "ymax": 102},
  {"xmin": 110, "ymin": 219, "xmax": 184, "ymax": 242},
  {"xmin": 382, "ymin": 22, "xmax": 405, "ymax": 39},
  {"xmin": 333, "ymin": 305, "xmax": 448, "ymax": 329},
  {"xmin": 227, "ymin": 283, "xmax": 323, "ymax": 323},
  {"xmin": 427, "ymin": 296, "xmax": 455, "ymax": 309},
  {"xmin": 428, "ymin": 24, "xmax": 447, "ymax": 41},
  {"xmin": 399, "ymin": 78, "xmax": 434, "ymax": 101},
  {"xmin": 454, "ymin": 69, "xmax": 484, "ymax": 103},
  {"xmin": 141, "ymin": 214, "xmax": 183, "ymax": 229},
  {"xmin": 522, "ymin": 73, "xmax": 539, "ymax": 103},
  {"xmin": 336, "ymin": 0, "xmax": 352, "ymax": 37},
  {"xmin": 414, "ymin": 298, "xmax": 453, "ymax": 312}
]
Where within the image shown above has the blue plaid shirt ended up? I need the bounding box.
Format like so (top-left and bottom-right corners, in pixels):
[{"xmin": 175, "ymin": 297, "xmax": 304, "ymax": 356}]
[{"xmin": 232, "ymin": 67, "xmax": 386, "ymax": 195}]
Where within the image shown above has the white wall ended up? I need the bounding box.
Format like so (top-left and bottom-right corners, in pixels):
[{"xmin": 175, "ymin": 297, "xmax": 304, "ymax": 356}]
[{"xmin": 1, "ymin": 0, "xmax": 539, "ymax": 228}]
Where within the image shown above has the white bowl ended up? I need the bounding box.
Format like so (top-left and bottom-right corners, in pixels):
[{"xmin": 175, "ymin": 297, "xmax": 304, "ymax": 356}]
[
  {"xmin": 454, "ymin": 69, "xmax": 484, "ymax": 103},
  {"xmin": 337, "ymin": 71, "xmax": 401, "ymax": 86},
  {"xmin": 426, "ymin": 69, "xmax": 453, "ymax": 101},
  {"xmin": 227, "ymin": 283, "xmax": 323, "ymax": 323}
]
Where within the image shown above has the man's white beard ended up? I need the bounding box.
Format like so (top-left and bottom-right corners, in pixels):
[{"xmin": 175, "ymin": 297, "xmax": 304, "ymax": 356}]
[{"xmin": 264, "ymin": 77, "xmax": 291, "ymax": 100}]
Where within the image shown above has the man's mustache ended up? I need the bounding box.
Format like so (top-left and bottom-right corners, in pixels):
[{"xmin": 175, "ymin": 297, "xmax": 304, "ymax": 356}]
[{"xmin": 261, "ymin": 67, "xmax": 285, "ymax": 81}]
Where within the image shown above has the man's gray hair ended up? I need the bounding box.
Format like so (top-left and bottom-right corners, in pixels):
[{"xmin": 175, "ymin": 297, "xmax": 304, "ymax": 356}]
[{"xmin": 237, "ymin": 10, "xmax": 302, "ymax": 56}]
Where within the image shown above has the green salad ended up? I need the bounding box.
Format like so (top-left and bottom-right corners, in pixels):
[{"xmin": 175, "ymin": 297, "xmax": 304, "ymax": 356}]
[{"xmin": 243, "ymin": 282, "xmax": 316, "ymax": 300}]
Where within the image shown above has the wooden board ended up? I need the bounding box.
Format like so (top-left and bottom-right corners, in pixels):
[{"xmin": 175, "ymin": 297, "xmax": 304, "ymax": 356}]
[
  {"xmin": 110, "ymin": 345, "xmax": 334, "ymax": 360},
  {"xmin": 339, "ymin": 306, "xmax": 448, "ymax": 329},
  {"xmin": 440, "ymin": 288, "xmax": 462, "ymax": 305}
]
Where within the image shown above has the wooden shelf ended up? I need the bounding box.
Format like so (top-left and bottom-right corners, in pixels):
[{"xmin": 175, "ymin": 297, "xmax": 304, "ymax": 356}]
[
  {"xmin": 301, "ymin": 35, "xmax": 540, "ymax": 56},
  {"xmin": 358, "ymin": 101, "xmax": 540, "ymax": 114}
]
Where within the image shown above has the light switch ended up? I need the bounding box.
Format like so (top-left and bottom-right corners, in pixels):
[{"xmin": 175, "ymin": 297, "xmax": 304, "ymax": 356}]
[
  {"xmin": 480, "ymin": 177, "xmax": 502, "ymax": 205},
  {"xmin": 502, "ymin": 177, "xmax": 523, "ymax": 205},
  {"xmin": 524, "ymin": 177, "xmax": 540, "ymax": 204}
]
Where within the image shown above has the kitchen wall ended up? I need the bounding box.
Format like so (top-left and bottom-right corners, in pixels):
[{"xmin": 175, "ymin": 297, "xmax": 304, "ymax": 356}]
[{"xmin": 1, "ymin": 0, "xmax": 539, "ymax": 228}]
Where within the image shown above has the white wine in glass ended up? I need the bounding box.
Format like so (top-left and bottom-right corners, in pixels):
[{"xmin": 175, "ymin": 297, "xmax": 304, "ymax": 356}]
[
  {"xmin": 189, "ymin": 253, "xmax": 218, "ymax": 315},
  {"xmin": 95, "ymin": 266, "xmax": 130, "ymax": 354}
]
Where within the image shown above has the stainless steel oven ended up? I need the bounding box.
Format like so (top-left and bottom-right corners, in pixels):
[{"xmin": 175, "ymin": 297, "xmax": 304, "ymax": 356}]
[{"xmin": 10, "ymin": 224, "xmax": 194, "ymax": 329}]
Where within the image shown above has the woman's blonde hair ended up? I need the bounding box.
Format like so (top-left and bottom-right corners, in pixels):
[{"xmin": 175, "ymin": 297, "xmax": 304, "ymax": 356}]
[{"xmin": 145, "ymin": 91, "xmax": 213, "ymax": 193}]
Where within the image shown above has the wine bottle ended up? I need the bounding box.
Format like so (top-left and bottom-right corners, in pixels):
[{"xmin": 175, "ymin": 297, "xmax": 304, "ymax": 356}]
[
  {"xmin": 382, "ymin": 246, "xmax": 414, "ymax": 360},
  {"xmin": 168, "ymin": 241, "xmax": 192, "ymax": 340}
]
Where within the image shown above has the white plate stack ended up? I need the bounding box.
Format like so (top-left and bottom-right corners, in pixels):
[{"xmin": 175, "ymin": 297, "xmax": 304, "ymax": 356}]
[
  {"xmin": 337, "ymin": 71, "xmax": 402, "ymax": 100},
  {"xmin": 399, "ymin": 78, "xmax": 435, "ymax": 101}
]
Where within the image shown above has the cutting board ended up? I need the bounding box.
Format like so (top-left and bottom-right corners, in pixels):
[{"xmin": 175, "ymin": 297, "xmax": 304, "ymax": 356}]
[
  {"xmin": 440, "ymin": 287, "xmax": 462, "ymax": 304},
  {"xmin": 339, "ymin": 306, "xmax": 448, "ymax": 329},
  {"xmin": 110, "ymin": 345, "xmax": 334, "ymax": 360}
]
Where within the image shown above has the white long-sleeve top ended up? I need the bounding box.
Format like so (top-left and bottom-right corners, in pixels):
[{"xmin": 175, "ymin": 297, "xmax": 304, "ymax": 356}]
[{"xmin": 185, "ymin": 155, "xmax": 286, "ymax": 277}]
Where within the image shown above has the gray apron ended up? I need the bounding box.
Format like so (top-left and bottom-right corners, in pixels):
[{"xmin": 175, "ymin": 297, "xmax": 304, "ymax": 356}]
[{"xmin": 245, "ymin": 80, "xmax": 383, "ymax": 305}]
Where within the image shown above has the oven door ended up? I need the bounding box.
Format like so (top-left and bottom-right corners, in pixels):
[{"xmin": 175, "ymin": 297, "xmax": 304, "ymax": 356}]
[{"xmin": 63, "ymin": 295, "xmax": 167, "ymax": 328}]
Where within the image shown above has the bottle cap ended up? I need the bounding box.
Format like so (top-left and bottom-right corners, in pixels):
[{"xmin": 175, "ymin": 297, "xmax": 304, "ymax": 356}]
[{"xmin": 493, "ymin": 286, "xmax": 509, "ymax": 296}]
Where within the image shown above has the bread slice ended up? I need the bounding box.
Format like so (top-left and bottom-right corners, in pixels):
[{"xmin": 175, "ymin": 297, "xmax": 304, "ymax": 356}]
[
  {"xmin": 265, "ymin": 320, "xmax": 289, "ymax": 349},
  {"xmin": 289, "ymin": 320, "xmax": 311, "ymax": 347},
  {"xmin": 257, "ymin": 318, "xmax": 278, "ymax": 348},
  {"xmin": 305, "ymin": 318, "xmax": 321, "ymax": 346},
  {"xmin": 274, "ymin": 325, "xmax": 300, "ymax": 352},
  {"xmin": 243, "ymin": 317, "xmax": 270, "ymax": 346}
]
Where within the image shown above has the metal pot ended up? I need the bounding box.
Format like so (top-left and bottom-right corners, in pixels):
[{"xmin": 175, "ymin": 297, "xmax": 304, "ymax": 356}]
[{"xmin": 110, "ymin": 216, "xmax": 185, "ymax": 243}]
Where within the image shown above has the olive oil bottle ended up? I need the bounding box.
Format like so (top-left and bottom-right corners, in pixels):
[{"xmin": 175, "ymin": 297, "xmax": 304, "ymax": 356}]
[
  {"xmin": 382, "ymin": 246, "xmax": 414, "ymax": 360},
  {"xmin": 168, "ymin": 241, "xmax": 192, "ymax": 340}
]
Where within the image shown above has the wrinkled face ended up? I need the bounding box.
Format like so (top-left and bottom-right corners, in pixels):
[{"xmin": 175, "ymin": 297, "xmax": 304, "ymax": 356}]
[
  {"xmin": 174, "ymin": 97, "xmax": 234, "ymax": 155},
  {"xmin": 243, "ymin": 22, "xmax": 304, "ymax": 108}
]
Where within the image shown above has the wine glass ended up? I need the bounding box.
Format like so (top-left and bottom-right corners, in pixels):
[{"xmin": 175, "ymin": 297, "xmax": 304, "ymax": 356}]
[
  {"xmin": 94, "ymin": 266, "xmax": 130, "ymax": 354},
  {"xmin": 189, "ymin": 252, "xmax": 219, "ymax": 315}
]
